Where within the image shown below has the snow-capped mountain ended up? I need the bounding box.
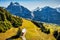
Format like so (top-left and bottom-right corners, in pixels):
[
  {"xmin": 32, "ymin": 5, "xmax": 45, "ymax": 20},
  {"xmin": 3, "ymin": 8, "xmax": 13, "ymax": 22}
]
[
  {"xmin": 6, "ymin": 2, "xmax": 32, "ymax": 19},
  {"xmin": 6, "ymin": 2, "xmax": 60, "ymax": 24},
  {"xmin": 33, "ymin": 6, "xmax": 60, "ymax": 24}
]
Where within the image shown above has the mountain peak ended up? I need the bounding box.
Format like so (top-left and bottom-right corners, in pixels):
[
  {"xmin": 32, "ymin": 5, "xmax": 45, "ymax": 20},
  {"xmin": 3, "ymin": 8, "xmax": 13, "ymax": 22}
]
[
  {"xmin": 10, "ymin": 2, "xmax": 14, "ymax": 5},
  {"xmin": 44, "ymin": 6, "xmax": 51, "ymax": 8},
  {"xmin": 10, "ymin": 2, "xmax": 20, "ymax": 6},
  {"xmin": 42, "ymin": 6, "xmax": 56, "ymax": 11},
  {"xmin": 34, "ymin": 7, "xmax": 40, "ymax": 11},
  {"xmin": 43, "ymin": 6, "xmax": 53, "ymax": 10},
  {"xmin": 6, "ymin": 2, "xmax": 32, "ymax": 19},
  {"xmin": 35, "ymin": 7, "xmax": 40, "ymax": 11},
  {"xmin": 14, "ymin": 2, "xmax": 19, "ymax": 5}
]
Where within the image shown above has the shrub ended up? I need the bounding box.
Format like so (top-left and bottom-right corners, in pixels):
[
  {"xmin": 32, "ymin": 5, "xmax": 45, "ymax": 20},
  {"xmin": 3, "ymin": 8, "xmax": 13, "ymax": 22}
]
[
  {"xmin": 53, "ymin": 30, "xmax": 58, "ymax": 38},
  {"xmin": 10, "ymin": 16, "xmax": 22, "ymax": 28},
  {"xmin": 0, "ymin": 21, "xmax": 12, "ymax": 33},
  {"xmin": 53, "ymin": 30, "xmax": 60, "ymax": 40},
  {"xmin": 0, "ymin": 12, "xmax": 6, "ymax": 21},
  {"xmin": 57, "ymin": 32, "xmax": 60, "ymax": 40}
]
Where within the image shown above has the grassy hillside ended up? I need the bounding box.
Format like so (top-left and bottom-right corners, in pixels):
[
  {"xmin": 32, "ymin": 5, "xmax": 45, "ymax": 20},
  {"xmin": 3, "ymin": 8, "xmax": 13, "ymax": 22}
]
[
  {"xmin": 0, "ymin": 18, "xmax": 57, "ymax": 40},
  {"xmin": 32, "ymin": 21, "xmax": 60, "ymax": 40},
  {"xmin": 13, "ymin": 19, "xmax": 60, "ymax": 40},
  {"xmin": 20, "ymin": 19, "xmax": 57, "ymax": 40}
]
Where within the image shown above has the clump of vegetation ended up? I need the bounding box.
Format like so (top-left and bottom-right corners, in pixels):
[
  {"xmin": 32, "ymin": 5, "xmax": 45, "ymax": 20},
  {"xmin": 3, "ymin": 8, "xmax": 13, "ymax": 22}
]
[
  {"xmin": 53, "ymin": 30, "xmax": 60, "ymax": 40},
  {"xmin": 10, "ymin": 16, "xmax": 22, "ymax": 28},
  {"xmin": 32, "ymin": 21, "xmax": 50, "ymax": 34},
  {"xmin": 41, "ymin": 28, "xmax": 50, "ymax": 34},
  {"xmin": 0, "ymin": 21, "xmax": 12, "ymax": 33},
  {"xmin": 0, "ymin": 7, "xmax": 23, "ymax": 33},
  {"xmin": 53, "ymin": 30, "xmax": 58, "ymax": 38}
]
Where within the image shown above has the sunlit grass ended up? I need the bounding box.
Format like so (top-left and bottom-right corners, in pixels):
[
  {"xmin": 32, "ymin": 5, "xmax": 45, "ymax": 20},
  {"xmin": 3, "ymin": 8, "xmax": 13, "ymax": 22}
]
[{"xmin": 0, "ymin": 18, "xmax": 60, "ymax": 40}]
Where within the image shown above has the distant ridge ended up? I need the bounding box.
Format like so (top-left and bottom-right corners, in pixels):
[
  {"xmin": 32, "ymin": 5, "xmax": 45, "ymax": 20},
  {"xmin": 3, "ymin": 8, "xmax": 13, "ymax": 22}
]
[{"xmin": 33, "ymin": 6, "xmax": 60, "ymax": 24}]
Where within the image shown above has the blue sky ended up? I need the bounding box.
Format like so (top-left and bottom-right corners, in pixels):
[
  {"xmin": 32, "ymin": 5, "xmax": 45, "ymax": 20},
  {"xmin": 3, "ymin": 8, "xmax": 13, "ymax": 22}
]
[{"xmin": 0, "ymin": 0, "xmax": 60, "ymax": 10}]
